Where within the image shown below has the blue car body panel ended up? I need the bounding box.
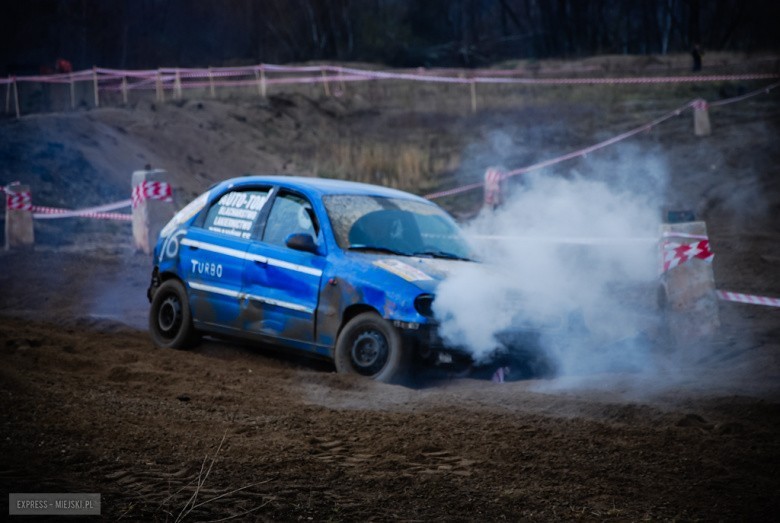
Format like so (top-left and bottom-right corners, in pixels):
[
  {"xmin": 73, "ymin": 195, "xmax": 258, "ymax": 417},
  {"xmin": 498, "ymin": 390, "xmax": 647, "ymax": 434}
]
[
  {"xmin": 179, "ymin": 227, "xmax": 250, "ymax": 330},
  {"xmin": 151, "ymin": 175, "xmax": 462, "ymax": 361},
  {"xmin": 241, "ymin": 238, "xmax": 326, "ymax": 347}
]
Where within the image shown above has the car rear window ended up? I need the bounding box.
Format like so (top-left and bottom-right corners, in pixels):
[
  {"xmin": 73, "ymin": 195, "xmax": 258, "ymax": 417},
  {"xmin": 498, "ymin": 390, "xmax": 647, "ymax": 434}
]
[{"xmin": 202, "ymin": 189, "xmax": 270, "ymax": 239}]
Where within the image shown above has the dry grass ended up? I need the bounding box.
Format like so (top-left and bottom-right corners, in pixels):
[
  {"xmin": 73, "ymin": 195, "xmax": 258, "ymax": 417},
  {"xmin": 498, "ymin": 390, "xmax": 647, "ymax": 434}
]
[{"xmin": 314, "ymin": 134, "xmax": 460, "ymax": 193}]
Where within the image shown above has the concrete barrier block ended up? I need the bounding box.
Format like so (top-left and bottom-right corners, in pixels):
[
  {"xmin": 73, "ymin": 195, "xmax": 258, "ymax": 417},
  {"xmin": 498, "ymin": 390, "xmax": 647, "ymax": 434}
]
[
  {"xmin": 131, "ymin": 169, "xmax": 176, "ymax": 255},
  {"xmin": 659, "ymin": 221, "xmax": 720, "ymax": 348},
  {"xmin": 693, "ymin": 99, "xmax": 711, "ymax": 137},
  {"xmin": 4, "ymin": 184, "xmax": 35, "ymax": 250}
]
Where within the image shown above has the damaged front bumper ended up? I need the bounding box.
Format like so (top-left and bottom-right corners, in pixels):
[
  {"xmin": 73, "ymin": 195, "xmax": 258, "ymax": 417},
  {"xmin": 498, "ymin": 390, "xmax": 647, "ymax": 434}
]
[
  {"xmin": 393, "ymin": 322, "xmax": 474, "ymax": 372},
  {"xmin": 394, "ymin": 319, "xmax": 564, "ymax": 379}
]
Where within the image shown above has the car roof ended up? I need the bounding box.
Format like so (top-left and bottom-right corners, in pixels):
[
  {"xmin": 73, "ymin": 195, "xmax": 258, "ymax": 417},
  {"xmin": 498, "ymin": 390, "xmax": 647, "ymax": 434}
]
[{"xmin": 222, "ymin": 175, "xmax": 430, "ymax": 202}]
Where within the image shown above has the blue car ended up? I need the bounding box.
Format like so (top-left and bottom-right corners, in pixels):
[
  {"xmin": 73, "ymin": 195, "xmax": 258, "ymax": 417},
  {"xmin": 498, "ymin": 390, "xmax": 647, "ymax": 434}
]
[{"xmin": 147, "ymin": 175, "xmax": 539, "ymax": 382}]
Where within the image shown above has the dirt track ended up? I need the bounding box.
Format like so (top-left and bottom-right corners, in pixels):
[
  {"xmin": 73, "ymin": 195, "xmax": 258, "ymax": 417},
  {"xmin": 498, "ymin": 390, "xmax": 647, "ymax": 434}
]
[{"xmin": 0, "ymin": 242, "xmax": 778, "ymax": 521}]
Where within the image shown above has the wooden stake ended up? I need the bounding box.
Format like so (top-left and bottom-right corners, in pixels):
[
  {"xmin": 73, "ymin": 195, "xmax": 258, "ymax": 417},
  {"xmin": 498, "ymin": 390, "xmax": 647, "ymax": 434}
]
[
  {"xmin": 208, "ymin": 67, "xmax": 215, "ymax": 98},
  {"xmin": 121, "ymin": 76, "xmax": 128, "ymax": 105},
  {"xmin": 5, "ymin": 77, "xmax": 10, "ymax": 114},
  {"xmin": 693, "ymin": 99, "xmax": 711, "ymax": 136},
  {"xmin": 174, "ymin": 69, "xmax": 182, "ymax": 99},
  {"xmin": 13, "ymin": 77, "xmax": 20, "ymax": 119},
  {"xmin": 156, "ymin": 70, "xmax": 163, "ymax": 102},
  {"xmin": 92, "ymin": 67, "xmax": 99, "ymax": 108},
  {"xmin": 69, "ymin": 74, "xmax": 75, "ymax": 109},
  {"xmin": 470, "ymin": 79, "xmax": 477, "ymax": 113},
  {"xmin": 321, "ymin": 70, "xmax": 331, "ymax": 97},
  {"xmin": 255, "ymin": 66, "xmax": 267, "ymax": 98}
]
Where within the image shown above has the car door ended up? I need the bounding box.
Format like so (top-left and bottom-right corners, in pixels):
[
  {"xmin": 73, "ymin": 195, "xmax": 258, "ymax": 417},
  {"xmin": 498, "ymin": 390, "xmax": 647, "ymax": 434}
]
[
  {"xmin": 241, "ymin": 190, "xmax": 326, "ymax": 346},
  {"xmin": 180, "ymin": 187, "xmax": 271, "ymax": 331}
]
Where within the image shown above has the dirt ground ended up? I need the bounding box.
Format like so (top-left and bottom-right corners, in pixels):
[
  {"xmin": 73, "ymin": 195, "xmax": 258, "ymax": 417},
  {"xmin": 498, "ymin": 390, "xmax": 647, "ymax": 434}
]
[{"xmin": 1, "ymin": 56, "xmax": 779, "ymax": 520}]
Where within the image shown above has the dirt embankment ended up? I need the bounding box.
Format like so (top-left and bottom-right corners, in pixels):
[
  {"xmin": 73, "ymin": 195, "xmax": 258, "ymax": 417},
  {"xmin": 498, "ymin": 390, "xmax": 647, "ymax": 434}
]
[{"xmin": 1, "ymin": 58, "xmax": 779, "ymax": 519}]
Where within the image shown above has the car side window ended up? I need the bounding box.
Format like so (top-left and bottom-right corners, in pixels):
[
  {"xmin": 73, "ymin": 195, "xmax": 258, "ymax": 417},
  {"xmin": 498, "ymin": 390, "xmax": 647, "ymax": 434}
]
[
  {"xmin": 201, "ymin": 189, "xmax": 270, "ymax": 240},
  {"xmin": 262, "ymin": 192, "xmax": 319, "ymax": 247}
]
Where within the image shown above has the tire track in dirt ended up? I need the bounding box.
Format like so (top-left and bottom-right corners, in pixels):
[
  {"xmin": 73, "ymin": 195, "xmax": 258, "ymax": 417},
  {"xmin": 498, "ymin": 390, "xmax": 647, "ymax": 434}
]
[{"xmin": 309, "ymin": 435, "xmax": 478, "ymax": 478}]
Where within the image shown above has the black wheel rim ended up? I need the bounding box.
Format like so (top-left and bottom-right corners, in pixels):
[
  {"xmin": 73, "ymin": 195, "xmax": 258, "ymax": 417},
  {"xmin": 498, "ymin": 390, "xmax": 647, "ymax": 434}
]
[
  {"xmin": 350, "ymin": 329, "xmax": 388, "ymax": 376},
  {"xmin": 157, "ymin": 294, "xmax": 182, "ymax": 339}
]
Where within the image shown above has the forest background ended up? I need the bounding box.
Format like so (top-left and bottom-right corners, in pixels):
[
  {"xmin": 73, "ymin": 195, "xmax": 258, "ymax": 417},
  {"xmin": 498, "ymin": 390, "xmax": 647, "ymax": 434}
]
[{"xmin": 2, "ymin": 0, "xmax": 779, "ymax": 75}]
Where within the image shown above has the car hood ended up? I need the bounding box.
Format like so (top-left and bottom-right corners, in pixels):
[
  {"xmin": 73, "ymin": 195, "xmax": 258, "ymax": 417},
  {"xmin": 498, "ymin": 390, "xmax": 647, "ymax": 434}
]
[
  {"xmin": 346, "ymin": 253, "xmax": 470, "ymax": 292},
  {"xmin": 377, "ymin": 255, "xmax": 465, "ymax": 280}
]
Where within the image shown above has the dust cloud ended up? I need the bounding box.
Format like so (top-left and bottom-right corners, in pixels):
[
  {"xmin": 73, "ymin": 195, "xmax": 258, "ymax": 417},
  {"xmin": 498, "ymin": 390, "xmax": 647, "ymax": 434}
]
[{"xmin": 433, "ymin": 146, "xmax": 673, "ymax": 381}]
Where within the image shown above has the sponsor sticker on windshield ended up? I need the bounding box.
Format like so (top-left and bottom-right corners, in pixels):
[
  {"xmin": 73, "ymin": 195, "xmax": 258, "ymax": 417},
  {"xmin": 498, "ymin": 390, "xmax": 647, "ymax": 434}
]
[{"xmin": 374, "ymin": 259, "xmax": 433, "ymax": 282}]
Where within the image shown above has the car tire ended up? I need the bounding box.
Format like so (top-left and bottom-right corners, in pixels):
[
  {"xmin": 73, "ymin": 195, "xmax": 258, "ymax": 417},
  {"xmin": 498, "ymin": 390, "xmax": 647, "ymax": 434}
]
[
  {"xmin": 149, "ymin": 279, "xmax": 199, "ymax": 349},
  {"xmin": 334, "ymin": 312, "xmax": 407, "ymax": 383}
]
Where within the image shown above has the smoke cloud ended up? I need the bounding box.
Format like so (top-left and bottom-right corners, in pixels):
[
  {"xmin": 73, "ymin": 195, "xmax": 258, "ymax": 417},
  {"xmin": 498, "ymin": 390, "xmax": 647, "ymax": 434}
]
[{"xmin": 433, "ymin": 145, "xmax": 671, "ymax": 380}]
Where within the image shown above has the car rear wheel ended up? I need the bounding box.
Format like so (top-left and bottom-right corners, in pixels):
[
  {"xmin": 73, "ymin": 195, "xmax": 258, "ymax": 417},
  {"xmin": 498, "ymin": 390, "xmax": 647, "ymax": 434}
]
[
  {"xmin": 334, "ymin": 312, "xmax": 407, "ymax": 383},
  {"xmin": 149, "ymin": 279, "xmax": 198, "ymax": 349}
]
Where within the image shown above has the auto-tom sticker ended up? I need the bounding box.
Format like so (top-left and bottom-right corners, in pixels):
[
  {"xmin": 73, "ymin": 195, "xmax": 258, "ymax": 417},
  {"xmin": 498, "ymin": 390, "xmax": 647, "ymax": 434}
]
[
  {"xmin": 206, "ymin": 191, "xmax": 268, "ymax": 239},
  {"xmin": 374, "ymin": 259, "xmax": 433, "ymax": 282}
]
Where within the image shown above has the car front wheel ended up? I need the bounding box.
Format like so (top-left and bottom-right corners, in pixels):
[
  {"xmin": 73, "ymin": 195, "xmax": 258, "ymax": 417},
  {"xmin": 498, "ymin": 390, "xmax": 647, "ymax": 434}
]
[
  {"xmin": 149, "ymin": 279, "xmax": 199, "ymax": 349},
  {"xmin": 334, "ymin": 312, "xmax": 407, "ymax": 383}
]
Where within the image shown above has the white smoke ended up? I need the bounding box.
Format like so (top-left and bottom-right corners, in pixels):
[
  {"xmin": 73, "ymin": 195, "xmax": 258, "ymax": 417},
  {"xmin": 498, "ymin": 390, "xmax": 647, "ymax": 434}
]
[{"xmin": 433, "ymin": 146, "xmax": 669, "ymax": 377}]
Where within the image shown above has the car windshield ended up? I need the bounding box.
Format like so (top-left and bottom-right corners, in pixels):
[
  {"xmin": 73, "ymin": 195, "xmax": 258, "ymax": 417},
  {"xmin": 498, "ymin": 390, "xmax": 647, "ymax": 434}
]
[{"xmin": 323, "ymin": 194, "xmax": 473, "ymax": 260}]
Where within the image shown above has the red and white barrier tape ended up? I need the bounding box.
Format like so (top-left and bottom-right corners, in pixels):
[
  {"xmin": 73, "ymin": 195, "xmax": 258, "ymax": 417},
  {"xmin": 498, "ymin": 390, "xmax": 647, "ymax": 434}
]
[
  {"xmin": 132, "ymin": 181, "xmax": 173, "ymax": 209},
  {"xmin": 7, "ymin": 181, "xmax": 779, "ymax": 309},
  {"xmin": 336, "ymin": 65, "xmax": 779, "ymax": 86},
  {"xmin": 660, "ymin": 237, "xmax": 778, "ymax": 309},
  {"xmin": 709, "ymin": 81, "xmax": 780, "ymax": 107},
  {"xmin": 470, "ymin": 235, "xmax": 657, "ymax": 244},
  {"xmin": 424, "ymin": 81, "xmax": 778, "ymax": 201},
  {"xmin": 91, "ymin": 63, "xmax": 780, "ymax": 81},
  {"xmin": 29, "ymin": 199, "xmax": 131, "ymax": 221},
  {"xmin": 6, "ymin": 191, "xmax": 32, "ymax": 211},
  {"xmin": 3, "ymin": 185, "xmax": 134, "ymax": 221},
  {"xmin": 5, "ymin": 63, "xmax": 776, "ymax": 91},
  {"xmin": 424, "ymin": 100, "xmax": 694, "ymax": 200},
  {"xmin": 661, "ymin": 239, "xmax": 714, "ymax": 273},
  {"xmin": 717, "ymin": 290, "xmax": 780, "ymax": 308},
  {"xmin": 32, "ymin": 203, "xmax": 132, "ymax": 221}
]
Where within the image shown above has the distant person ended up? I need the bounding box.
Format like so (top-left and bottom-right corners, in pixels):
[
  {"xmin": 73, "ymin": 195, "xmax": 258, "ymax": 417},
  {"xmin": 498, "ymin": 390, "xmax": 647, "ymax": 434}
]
[
  {"xmin": 55, "ymin": 58, "xmax": 73, "ymax": 74},
  {"xmin": 691, "ymin": 44, "xmax": 703, "ymax": 72}
]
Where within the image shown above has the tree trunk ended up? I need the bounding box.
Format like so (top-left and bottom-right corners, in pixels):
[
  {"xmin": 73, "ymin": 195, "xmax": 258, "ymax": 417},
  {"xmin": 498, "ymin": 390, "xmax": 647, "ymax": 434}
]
[
  {"xmin": 658, "ymin": 0, "xmax": 673, "ymax": 55},
  {"xmin": 688, "ymin": 0, "xmax": 701, "ymax": 47}
]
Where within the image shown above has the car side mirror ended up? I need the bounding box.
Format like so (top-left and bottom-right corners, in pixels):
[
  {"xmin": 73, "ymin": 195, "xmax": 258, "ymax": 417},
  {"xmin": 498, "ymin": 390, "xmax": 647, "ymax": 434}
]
[{"xmin": 285, "ymin": 233, "xmax": 319, "ymax": 254}]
